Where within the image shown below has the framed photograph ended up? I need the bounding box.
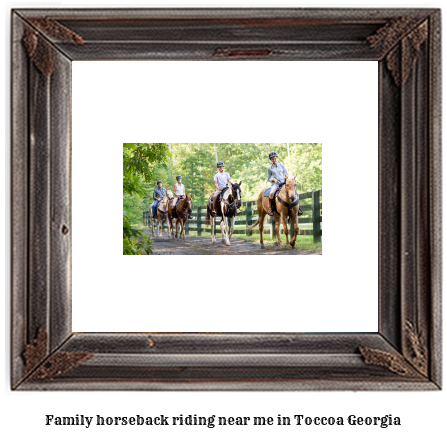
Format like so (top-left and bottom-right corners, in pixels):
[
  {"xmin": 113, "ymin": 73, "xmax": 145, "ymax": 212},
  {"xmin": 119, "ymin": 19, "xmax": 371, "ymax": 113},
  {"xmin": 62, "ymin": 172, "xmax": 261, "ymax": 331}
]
[{"xmin": 11, "ymin": 7, "xmax": 441, "ymax": 390}]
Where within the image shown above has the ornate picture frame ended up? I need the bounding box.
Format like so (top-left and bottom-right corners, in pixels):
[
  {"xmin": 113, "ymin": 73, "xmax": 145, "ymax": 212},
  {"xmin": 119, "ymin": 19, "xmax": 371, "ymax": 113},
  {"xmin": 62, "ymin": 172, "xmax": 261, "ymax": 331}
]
[{"xmin": 11, "ymin": 8, "xmax": 441, "ymax": 390}]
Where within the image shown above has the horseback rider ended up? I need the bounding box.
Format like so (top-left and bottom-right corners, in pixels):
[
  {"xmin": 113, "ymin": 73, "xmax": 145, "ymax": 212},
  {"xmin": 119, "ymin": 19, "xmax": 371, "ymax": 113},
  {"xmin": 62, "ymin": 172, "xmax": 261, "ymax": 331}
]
[
  {"xmin": 152, "ymin": 180, "xmax": 166, "ymax": 217},
  {"xmin": 171, "ymin": 175, "xmax": 193, "ymax": 220},
  {"xmin": 267, "ymin": 151, "xmax": 289, "ymax": 216},
  {"xmin": 172, "ymin": 175, "xmax": 185, "ymax": 207},
  {"xmin": 211, "ymin": 161, "xmax": 232, "ymax": 216}
]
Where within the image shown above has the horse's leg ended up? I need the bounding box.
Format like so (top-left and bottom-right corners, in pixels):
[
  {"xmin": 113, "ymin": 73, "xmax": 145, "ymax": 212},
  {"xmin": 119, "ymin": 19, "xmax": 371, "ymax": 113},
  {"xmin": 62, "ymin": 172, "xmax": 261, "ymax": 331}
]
[
  {"xmin": 181, "ymin": 219, "xmax": 185, "ymax": 239},
  {"xmin": 167, "ymin": 216, "xmax": 172, "ymax": 238},
  {"xmin": 170, "ymin": 215, "xmax": 175, "ymax": 237},
  {"xmin": 290, "ymin": 213, "xmax": 299, "ymax": 247},
  {"xmin": 165, "ymin": 216, "xmax": 170, "ymax": 238},
  {"xmin": 175, "ymin": 219, "xmax": 179, "ymax": 238},
  {"xmin": 280, "ymin": 213, "xmax": 291, "ymax": 248},
  {"xmin": 275, "ymin": 214, "xmax": 283, "ymax": 248},
  {"xmin": 221, "ymin": 218, "xmax": 225, "ymax": 243},
  {"xmin": 220, "ymin": 202, "xmax": 226, "ymax": 243},
  {"xmin": 258, "ymin": 204, "xmax": 265, "ymax": 249},
  {"xmin": 229, "ymin": 215, "xmax": 235, "ymax": 239},
  {"xmin": 258, "ymin": 197, "xmax": 266, "ymax": 249},
  {"xmin": 222, "ymin": 215, "xmax": 230, "ymax": 246},
  {"xmin": 211, "ymin": 216, "xmax": 216, "ymax": 244},
  {"xmin": 220, "ymin": 219, "xmax": 226, "ymax": 244}
]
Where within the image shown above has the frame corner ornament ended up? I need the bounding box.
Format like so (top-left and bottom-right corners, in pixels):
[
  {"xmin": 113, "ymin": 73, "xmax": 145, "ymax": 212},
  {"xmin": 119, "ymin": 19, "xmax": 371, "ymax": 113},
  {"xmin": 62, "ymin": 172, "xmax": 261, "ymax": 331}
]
[
  {"xmin": 22, "ymin": 17, "xmax": 84, "ymax": 76},
  {"xmin": 367, "ymin": 17, "xmax": 429, "ymax": 86},
  {"xmin": 359, "ymin": 346, "xmax": 424, "ymax": 380},
  {"xmin": 404, "ymin": 320, "xmax": 428, "ymax": 377},
  {"xmin": 23, "ymin": 327, "xmax": 48, "ymax": 373},
  {"xmin": 22, "ymin": 328, "xmax": 93, "ymax": 382}
]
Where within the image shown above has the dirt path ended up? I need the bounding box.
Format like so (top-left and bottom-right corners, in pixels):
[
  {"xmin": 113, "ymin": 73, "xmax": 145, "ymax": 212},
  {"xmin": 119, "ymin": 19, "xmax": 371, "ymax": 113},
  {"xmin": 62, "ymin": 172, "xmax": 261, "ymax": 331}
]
[{"xmin": 145, "ymin": 232, "xmax": 320, "ymax": 255}]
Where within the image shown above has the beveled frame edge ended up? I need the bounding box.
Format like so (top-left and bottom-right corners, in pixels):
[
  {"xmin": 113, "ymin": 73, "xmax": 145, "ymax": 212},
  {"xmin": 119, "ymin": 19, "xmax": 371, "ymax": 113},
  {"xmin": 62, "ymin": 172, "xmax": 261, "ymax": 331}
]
[{"xmin": 11, "ymin": 8, "xmax": 441, "ymax": 390}]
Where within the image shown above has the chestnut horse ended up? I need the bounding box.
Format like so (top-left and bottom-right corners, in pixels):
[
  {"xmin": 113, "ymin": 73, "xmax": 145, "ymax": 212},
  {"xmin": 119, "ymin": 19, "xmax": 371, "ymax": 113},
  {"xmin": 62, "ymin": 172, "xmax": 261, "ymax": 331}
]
[
  {"xmin": 247, "ymin": 175, "xmax": 299, "ymax": 249},
  {"xmin": 150, "ymin": 189, "xmax": 174, "ymax": 238},
  {"xmin": 205, "ymin": 181, "xmax": 242, "ymax": 246},
  {"xmin": 168, "ymin": 195, "xmax": 193, "ymax": 239}
]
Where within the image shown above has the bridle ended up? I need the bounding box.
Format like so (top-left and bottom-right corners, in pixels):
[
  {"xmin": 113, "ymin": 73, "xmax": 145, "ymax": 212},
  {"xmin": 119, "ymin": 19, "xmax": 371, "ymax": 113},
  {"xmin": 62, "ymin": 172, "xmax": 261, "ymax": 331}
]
[
  {"xmin": 279, "ymin": 183, "xmax": 297, "ymax": 201},
  {"xmin": 227, "ymin": 186, "xmax": 241, "ymax": 206}
]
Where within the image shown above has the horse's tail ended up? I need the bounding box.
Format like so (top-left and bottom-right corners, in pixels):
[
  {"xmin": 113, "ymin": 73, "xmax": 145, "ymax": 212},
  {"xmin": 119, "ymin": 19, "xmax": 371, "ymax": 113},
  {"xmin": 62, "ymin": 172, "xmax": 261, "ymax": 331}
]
[
  {"xmin": 246, "ymin": 218, "xmax": 259, "ymax": 230},
  {"xmin": 205, "ymin": 208, "xmax": 211, "ymax": 226}
]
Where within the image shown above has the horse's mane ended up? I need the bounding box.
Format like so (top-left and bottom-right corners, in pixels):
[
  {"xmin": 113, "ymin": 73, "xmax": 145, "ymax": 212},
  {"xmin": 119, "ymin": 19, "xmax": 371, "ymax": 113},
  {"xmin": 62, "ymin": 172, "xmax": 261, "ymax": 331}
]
[{"xmin": 222, "ymin": 189, "xmax": 232, "ymax": 202}]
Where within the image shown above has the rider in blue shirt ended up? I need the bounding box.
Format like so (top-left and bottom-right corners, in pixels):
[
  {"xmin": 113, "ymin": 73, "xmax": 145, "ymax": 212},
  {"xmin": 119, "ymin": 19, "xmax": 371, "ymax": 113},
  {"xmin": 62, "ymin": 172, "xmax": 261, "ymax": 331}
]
[
  {"xmin": 152, "ymin": 181, "xmax": 166, "ymax": 217},
  {"xmin": 267, "ymin": 151, "xmax": 288, "ymax": 216}
]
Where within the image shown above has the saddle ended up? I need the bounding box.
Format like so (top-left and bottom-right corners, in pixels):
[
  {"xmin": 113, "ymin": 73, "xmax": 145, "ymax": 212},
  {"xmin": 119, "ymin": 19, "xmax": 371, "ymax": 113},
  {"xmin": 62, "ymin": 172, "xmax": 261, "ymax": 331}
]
[
  {"xmin": 169, "ymin": 196, "xmax": 184, "ymax": 219},
  {"xmin": 209, "ymin": 186, "xmax": 229, "ymax": 205},
  {"xmin": 263, "ymin": 183, "xmax": 284, "ymax": 198},
  {"xmin": 170, "ymin": 196, "xmax": 184, "ymax": 208}
]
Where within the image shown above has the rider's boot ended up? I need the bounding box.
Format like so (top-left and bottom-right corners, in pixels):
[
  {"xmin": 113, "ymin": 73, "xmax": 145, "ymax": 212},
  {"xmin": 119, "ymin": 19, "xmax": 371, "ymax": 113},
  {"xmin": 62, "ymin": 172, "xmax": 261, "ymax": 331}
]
[{"xmin": 267, "ymin": 198, "xmax": 274, "ymax": 216}]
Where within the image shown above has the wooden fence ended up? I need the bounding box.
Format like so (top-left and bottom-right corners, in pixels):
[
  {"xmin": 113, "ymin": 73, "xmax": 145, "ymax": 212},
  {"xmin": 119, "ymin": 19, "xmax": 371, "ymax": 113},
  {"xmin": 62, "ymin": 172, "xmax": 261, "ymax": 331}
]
[{"xmin": 143, "ymin": 190, "xmax": 322, "ymax": 243}]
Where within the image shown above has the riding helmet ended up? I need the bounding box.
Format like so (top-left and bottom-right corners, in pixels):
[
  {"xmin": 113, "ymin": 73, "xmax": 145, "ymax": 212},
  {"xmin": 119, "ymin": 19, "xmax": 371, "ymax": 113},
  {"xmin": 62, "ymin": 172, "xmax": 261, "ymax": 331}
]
[
  {"xmin": 269, "ymin": 151, "xmax": 278, "ymax": 159},
  {"xmin": 176, "ymin": 175, "xmax": 182, "ymax": 180},
  {"xmin": 216, "ymin": 161, "xmax": 225, "ymax": 168},
  {"xmin": 157, "ymin": 180, "xmax": 162, "ymax": 184}
]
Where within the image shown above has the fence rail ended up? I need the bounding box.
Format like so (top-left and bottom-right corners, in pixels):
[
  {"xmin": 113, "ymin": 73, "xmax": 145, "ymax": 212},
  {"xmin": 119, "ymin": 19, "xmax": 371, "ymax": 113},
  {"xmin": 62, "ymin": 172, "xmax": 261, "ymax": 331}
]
[{"xmin": 143, "ymin": 190, "xmax": 322, "ymax": 243}]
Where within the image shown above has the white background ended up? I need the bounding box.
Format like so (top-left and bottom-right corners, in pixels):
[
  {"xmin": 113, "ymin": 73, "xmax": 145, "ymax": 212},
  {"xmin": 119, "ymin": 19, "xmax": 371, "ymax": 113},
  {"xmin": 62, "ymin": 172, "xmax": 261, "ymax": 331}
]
[
  {"xmin": 2, "ymin": 1, "xmax": 445, "ymax": 438},
  {"xmin": 72, "ymin": 60, "xmax": 378, "ymax": 332}
]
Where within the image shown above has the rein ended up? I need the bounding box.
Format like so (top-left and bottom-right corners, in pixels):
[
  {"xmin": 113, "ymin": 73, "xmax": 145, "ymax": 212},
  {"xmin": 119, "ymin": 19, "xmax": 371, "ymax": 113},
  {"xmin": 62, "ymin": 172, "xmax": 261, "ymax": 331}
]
[{"xmin": 226, "ymin": 188, "xmax": 240, "ymax": 207}]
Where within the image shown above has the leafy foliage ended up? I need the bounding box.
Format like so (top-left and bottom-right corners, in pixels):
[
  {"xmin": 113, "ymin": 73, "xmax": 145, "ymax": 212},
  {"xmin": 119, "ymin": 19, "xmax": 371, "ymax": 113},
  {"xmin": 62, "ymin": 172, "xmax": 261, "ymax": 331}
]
[
  {"xmin": 123, "ymin": 143, "xmax": 170, "ymax": 255},
  {"xmin": 123, "ymin": 212, "xmax": 153, "ymax": 255}
]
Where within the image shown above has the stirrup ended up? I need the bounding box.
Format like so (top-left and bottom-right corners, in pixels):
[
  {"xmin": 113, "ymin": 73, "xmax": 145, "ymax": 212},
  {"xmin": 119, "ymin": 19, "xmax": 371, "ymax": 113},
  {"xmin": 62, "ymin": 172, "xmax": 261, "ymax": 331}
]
[{"xmin": 267, "ymin": 208, "xmax": 274, "ymax": 216}]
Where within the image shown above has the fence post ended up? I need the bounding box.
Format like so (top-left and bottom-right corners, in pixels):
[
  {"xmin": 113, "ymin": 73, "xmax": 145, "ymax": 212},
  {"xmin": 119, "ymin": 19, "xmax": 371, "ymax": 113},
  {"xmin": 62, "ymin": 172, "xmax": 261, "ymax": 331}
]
[
  {"xmin": 246, "ymin": 202, "xmax": 252, "ymax": 236},
  {"xmin": 312, "ymin": 190, "xmax": 321, "ymax": 243},
  {"xmin": 197, "ymin": 206, "xmax": 202, "ymax": 236},
  {"xmin": 185, "ymin": 217, "xmax": 189, "ymax": 236}
]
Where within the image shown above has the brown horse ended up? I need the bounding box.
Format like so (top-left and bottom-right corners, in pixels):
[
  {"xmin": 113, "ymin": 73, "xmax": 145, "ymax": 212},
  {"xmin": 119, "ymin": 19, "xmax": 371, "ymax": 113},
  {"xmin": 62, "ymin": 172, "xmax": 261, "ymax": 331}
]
[
  {"xmin": 247, "ymin": 175, "xmax": 300, "ymax": 249},
  {"xmin": 168, "ymin": 195, "xmax": 193, "ymax": 239}
]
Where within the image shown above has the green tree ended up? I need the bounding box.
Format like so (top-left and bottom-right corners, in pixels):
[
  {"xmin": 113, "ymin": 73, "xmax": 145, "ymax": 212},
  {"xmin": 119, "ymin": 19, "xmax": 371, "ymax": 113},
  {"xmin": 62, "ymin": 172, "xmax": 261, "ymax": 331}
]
[{"xmin": 123, "ymin": 143, "xmax": 170, "ymax": 255}]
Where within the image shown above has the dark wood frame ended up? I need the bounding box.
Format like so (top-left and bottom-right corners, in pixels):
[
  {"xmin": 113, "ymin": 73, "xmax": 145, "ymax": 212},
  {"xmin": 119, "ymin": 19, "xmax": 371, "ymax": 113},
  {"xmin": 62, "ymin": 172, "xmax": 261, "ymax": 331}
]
[{"xmin": 11, "ymin": 8, "xmax": 441, "ymax": 390}]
